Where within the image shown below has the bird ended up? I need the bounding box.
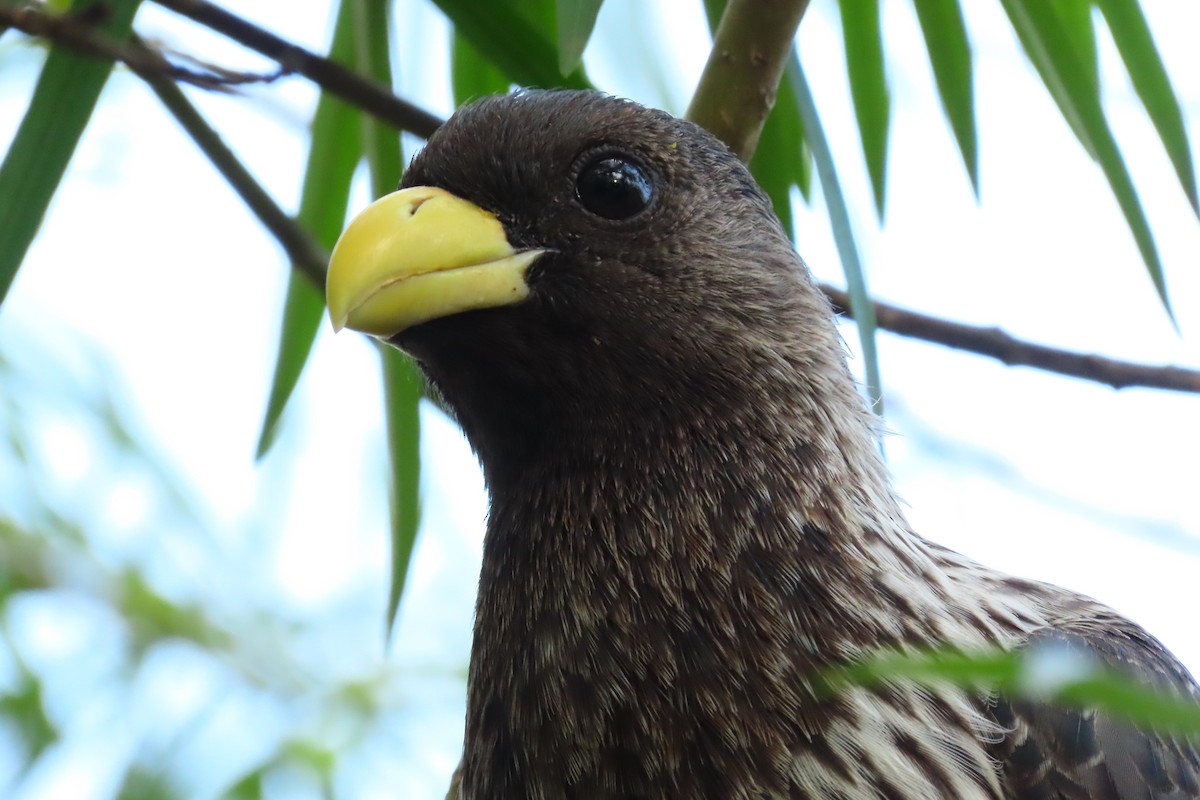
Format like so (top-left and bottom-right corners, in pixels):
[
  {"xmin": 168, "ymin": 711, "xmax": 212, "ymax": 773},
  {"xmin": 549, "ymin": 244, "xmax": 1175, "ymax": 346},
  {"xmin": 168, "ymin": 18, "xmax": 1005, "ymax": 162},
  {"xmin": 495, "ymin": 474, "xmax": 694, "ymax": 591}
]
[{"xmin": 325, "ymin": 90, "xmax": 1200, "ymax": 799}]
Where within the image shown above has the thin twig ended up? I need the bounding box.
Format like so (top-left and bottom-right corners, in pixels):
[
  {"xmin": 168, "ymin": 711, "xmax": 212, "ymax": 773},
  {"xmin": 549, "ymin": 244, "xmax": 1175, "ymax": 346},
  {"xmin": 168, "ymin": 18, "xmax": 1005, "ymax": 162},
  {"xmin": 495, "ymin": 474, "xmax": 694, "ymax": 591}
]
[
  {"xmin": 0, "ymin": 5, "xmax": 281, "ymax": 90},
  {"xmin": 149, "ymin": 0, "xmax": 442, "ymax": 137},
  {"xmin": 137, "ymin": 46, "xmax": 328, "ymax": 288},
  {"xmin": 822, "ymin": 286, "xmax": 1200, "ymax": 393},
  {"xmin": 686, "ymin": 0, "xmax": 812, "ymax": 161}
]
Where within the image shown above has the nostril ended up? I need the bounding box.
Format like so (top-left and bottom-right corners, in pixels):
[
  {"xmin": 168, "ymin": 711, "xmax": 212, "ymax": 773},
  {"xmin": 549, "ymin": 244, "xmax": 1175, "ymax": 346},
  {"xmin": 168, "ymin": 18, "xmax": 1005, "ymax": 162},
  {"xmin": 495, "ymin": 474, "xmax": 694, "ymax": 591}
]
[{"xmin": 408, "ymin": 195, "xmax": 432, "ymax": 216}]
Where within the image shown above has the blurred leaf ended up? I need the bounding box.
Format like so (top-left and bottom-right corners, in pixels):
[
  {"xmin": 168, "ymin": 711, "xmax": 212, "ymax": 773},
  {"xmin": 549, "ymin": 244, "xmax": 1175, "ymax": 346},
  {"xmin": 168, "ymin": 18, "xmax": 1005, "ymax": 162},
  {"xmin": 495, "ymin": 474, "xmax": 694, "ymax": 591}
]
[
  {"xmin": 256, "ymin": 0, "xmax": 363, "ymax": 459},
  {"xmin": 0, "ymin": 0, "xmax": 143, "ymax": 308},
  {"xmin": 1094, "ymin": 0, "xmax": 1199, "ymax": 215},
  {"xmin": 0, "ymin": 670, "xmax": 57, "ymax": 761},
  {"xmin": 837, "ymin": 0, "xmax": 890, "ymax": 216},
  {"xmin": 1001, "ymin": 0, "xmax": 1170, "ymax": 316},
  {"xmin": 284, "ymin": 739, "xmax": 337, "ymax": 778},
  {"xmin": 830, "ymin": 647, "xmax": 1200, "ymax": 736},
  {"xmin": 555, "ymin": 0, "xmax": 603, "ymax": 75},
  {"xmin": 353, "ymin": 0, "xmax": 423, "ymax": 638},
  {"xmin": 911, "ymin": 0, "xmax": 978, "ymax": 193},
  {"xmin": 452, "ymin": 33, "xmax": 510, "ymax": 105},
  {"xmin": 787, "ymin": 57, "xmax": 884, "ymax": 416},
  {"xmin": 116, "ymin": 767, "xmax": 178, "ymax": 800},
  {"xmin": 830, "ymin": 647, "xmax": 1019, "ymax": 691},
  {"xmin": 116, "ymin": 570, "xmax": 230, "ymax": 653},
  {"xmin": 510, "ymin": 0, "xmax": 558, "ymax": 47},
  {"xmin": 224, "ymin": 768, "xmax": 267, "ymax": 800},
  {"xmin": 0, "ymin": 519, "xmax": 52, "ymax": 594},
  {"xmin": 430, "ymin": 0, "xmax": 592, "ymax": 89}
]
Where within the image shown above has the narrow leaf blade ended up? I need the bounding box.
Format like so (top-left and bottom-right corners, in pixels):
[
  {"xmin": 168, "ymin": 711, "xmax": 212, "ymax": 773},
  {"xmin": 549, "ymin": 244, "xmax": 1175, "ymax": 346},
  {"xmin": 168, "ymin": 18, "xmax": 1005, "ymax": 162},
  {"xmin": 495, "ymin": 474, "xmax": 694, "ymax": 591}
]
[
  {"xmin": 256, "ymin": 0, "xmax": 363, "ymax": 458},
  {"xmin": 355, "ymin": 0, "xmax": 402, "ymax": 198},
  {"xmin": 452, "ymin": 32, "xmax": 511, "ymax": 105},
  {"xmin": 911, "ymin": 0, "xmax": 978, "ymax": 193},
  {"xmin": 354, "ymin": 0, "xmax": 422, "ymax": 638},
  {"xmin": 1001, "ymin": 0, "xmax": 1170, "ymax": 315},
  {"xmin": 837, "ymin": 0, "xmax": 890, "ymax": 216},
  {"xmin": 787, "ymin": 57, "xmax": 884, "ymax": 416},
  {"xmin": 1094, "ymin": 0, "xmax": 1199, "ymax": 214},
  {"xmin": 829, "ymin": 647, "xmax": 1200, "ymax": 737},
  {"xmin": 0, "ymin": 0, "xmax": 143, "ymax": 307},
  {"xmin": 701, "ymin": 0, "xmax": 724, "ymax": 30},
  {"xmin": 555, "ymin": 0, "xmax": 604, "ymax": 76},
  {"xmin": 377, "ymin": 346, "xmax": 422, "ymax": 638},
  {"xmin": 749, "ymin": 70, "xmax": 812, "ymax": 236},
  {"xmin": 1004, "ymin": 0, "xmax": 1097, "ymax": 156},
  {"xmin": 430, "ymin": 0, "xmax": 591, "ymax": 89}
]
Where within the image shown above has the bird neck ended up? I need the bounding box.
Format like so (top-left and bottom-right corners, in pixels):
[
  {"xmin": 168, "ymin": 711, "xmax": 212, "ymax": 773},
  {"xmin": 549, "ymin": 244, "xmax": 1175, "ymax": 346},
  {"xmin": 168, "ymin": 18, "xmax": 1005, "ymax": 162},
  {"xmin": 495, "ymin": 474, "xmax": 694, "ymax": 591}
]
[
  {"xmin": 460, "ymin": 341, "xmax": 958, "ymax": 798},
  {"xmin": 473, "ymin": 354, "xmax": 921, "ymax": 661}
]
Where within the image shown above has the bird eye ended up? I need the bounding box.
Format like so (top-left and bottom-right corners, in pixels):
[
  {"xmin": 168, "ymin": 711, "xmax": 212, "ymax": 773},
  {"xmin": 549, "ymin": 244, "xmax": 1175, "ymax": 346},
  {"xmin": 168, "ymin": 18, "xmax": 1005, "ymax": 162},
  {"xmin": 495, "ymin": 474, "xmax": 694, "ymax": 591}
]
[{"xmin": 575, "ymin": 155, "xmax": 655, "ymax": 220}]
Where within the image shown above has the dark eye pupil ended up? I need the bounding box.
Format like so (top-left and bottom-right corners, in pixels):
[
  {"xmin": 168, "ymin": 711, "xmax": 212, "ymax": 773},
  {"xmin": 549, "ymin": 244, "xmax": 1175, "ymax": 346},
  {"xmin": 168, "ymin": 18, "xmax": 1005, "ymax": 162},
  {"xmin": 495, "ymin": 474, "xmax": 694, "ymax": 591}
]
[{"xmin": 576, "ymin": 157, "xmax": 653, "ymax": 220}]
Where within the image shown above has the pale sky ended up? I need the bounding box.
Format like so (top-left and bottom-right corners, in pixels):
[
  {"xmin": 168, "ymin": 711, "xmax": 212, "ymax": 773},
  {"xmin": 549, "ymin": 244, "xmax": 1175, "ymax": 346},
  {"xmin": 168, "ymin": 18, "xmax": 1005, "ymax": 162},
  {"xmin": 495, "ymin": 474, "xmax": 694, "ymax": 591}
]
[{"xmin": 0, "ymin": 1, "xmax": 1197, "ymax": 797}]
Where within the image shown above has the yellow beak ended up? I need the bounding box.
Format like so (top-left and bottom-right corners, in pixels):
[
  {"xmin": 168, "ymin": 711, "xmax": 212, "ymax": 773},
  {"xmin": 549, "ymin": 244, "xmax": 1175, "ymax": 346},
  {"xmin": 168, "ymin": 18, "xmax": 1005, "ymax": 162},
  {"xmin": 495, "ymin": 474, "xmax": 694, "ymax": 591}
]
[{"xmin": 326, "ymin": 186, "xmax": 544, "ymax": 337}]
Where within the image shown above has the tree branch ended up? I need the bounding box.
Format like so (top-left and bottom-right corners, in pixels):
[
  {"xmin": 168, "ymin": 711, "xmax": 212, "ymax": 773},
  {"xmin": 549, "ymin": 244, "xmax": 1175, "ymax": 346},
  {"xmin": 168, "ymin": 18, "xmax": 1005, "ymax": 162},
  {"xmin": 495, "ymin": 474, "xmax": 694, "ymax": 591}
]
[
  {"xmin": 0, "ymin": 5, "xmax": 281, "ymax": 90},
  {"xmin": 822, "ymin": 286, "xmax": 1200, "ymax": 393},
  {"xmin": 686, "ymin": 0, "xmax": 811, "ymax": 161},
  {"xmin": 138, "ymin": 48, "xmax": 328, "ymax": 289},
  {"xmin": 149, "ymin": 0, "xmax": 442, "ymax": 137}
]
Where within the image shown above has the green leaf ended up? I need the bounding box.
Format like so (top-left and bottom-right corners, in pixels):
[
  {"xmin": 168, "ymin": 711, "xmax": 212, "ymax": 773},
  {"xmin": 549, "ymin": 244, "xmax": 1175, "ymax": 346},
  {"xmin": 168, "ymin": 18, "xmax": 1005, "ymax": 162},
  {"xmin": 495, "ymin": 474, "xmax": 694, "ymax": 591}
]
[
  {"xmin": 749, "ymin": 71, "xmax": 812, "ymax": 237},
  {"xmin": 257, "ymin": 280, "xmax": 328, "ymax": 458},
  {"xmin": 555, "ymin": 0, "xmax": 603, "ymax": 75},
  {"xmin": 911, "ymin": 0, "xmax": 978, "ymax": 193},
  {"xmin": 0, "ymin": 670, "xmax": 57, "ymax": 759},
  {"xmin": 1039, "ymin": 0, "xmax": 1099, "ymax": 161},
  {"xmin": 116, "ymin": 569, "xmax": 229, "ymax": 653},
  {"xmin": 354, "ymin": 0, "xmax": 402, "ymax": 197},
  {"xmin": 1051, "ymin": 0, "xmax": 1098, "ymax": 96},
  {"xmin": 0, "ymin": 0, "xmax": 143, "ymax": 308},
  {"xmin": 452, "ymin": 33, "xmax": 511, "ymax": 105},
  {"xmin": 701, "ymin": 0, "xmax": 724, "ymax": 30},
  {"xmin": 224, "ymin": 768, "xmax": 267, "ymax": 800},
  {"xmin": 1005, "ymin": 0, "xmax": 1097, "ymax": 156},
  {"xmin": 787, "ymin": 57, "xmax": 884, "ymax": 416},
  {"xmin": 837, "ymin": 0, "xmax": 890, "ymax": 217},
  {"xmin": 1001, "ymin": 0, "xmax": 1171, "ymax": 316},
  {"xmin": 353, "ymin": 0, "xmax": 423, "ymax": 638},
  {"xmin": 256, "ymin": 0, "xmax": 363, "ymax": 459},
  {"xmin": 828, "ymin": 647, "xmax": 1200, "ymax": 737},
  {"xmin": 377, "ymin": 346, "xmax": 422, "ymax": 640},
  {"xmin": 1094, "ymin": 0, "xmax": 1199, "ymax": 215},
  {"xmin": 828, "ymin": 648, "xmax": 1020, "ymax": 693},
  {"xmin": 430, "ymin": 0, "xmax": 592, "ymax": 89},
  {"xmin": 115, "ymin": 767, "xmax": 177, "ymax": 800}
]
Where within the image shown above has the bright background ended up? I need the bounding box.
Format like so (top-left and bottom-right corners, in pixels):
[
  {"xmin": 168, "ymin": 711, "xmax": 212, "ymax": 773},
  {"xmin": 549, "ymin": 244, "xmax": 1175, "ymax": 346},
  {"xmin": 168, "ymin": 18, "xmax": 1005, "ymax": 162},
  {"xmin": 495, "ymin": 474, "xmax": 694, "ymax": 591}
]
[{"xmin": 0, "ymin": 1, "xmax": 1196, "ymax": 798}]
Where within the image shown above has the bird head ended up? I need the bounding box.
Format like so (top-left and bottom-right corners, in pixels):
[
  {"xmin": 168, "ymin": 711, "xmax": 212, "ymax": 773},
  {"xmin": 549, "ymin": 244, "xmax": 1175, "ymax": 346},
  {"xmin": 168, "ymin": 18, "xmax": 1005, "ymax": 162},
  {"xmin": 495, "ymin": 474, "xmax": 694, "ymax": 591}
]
[{"xmin": 327, "ymin": 90, "xmax": 858, "ymax": 470}]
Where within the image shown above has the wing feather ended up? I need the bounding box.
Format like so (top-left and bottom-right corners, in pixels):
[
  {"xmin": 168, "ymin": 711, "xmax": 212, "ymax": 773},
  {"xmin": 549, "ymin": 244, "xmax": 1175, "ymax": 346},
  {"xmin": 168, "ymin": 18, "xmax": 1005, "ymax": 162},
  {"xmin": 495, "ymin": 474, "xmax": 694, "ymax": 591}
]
[{"xmin": 993, "ymin": 619, "xmax": 1200, "ymax": 799}]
